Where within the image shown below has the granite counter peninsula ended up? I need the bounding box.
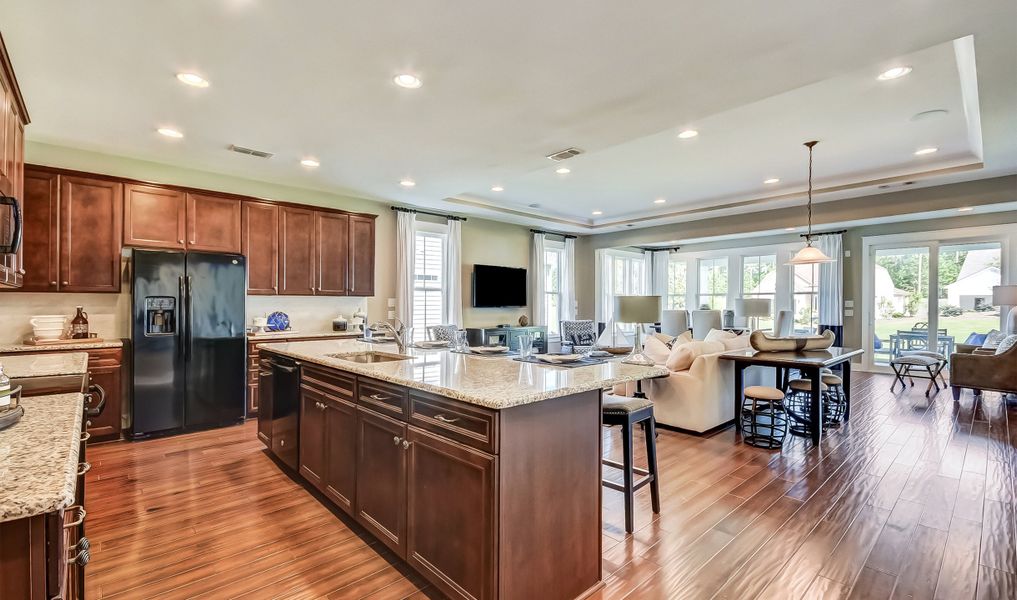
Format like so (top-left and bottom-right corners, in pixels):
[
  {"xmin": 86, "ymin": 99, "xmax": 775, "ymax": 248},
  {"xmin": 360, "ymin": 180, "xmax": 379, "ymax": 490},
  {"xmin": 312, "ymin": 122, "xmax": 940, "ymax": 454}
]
[{"xmin": 257, "ymin": 338, "xmax": 667, "ymax": 600}]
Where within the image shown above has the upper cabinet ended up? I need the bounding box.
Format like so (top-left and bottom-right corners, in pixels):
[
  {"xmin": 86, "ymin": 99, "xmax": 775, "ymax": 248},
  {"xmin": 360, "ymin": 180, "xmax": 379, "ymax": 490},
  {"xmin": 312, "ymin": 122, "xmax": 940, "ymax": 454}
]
[
  {"xmin": 123, "ymin": 183, "xmax": 186, "ymax": 250},
  {"xmin": 0, "ymin": 32, "xmax": 29, "ymax": 289},
  {"xmin": 186, "ymin": 192, "xmax": 241, "ymax": 253},
  {"xmin": 314, "ymin": 211, "xmax": 349, "ymax": 296},
  {"xmin": 348, "ymin": 214, "xmax": 375, "ymax": 297},
  {"xmin": 59, "ymin": 175, "xmax": 123, "ymax": 292},
  {"xmin": 278, "ymin": 206, "xmax": 316, "ymax": 295},
  {"xmin": 242, "ymin": 200, "xmax": 279, "ymax": 295},
  {"xmin": 21, "ymin": 169, "xmax": 58, "ymax": 291}
]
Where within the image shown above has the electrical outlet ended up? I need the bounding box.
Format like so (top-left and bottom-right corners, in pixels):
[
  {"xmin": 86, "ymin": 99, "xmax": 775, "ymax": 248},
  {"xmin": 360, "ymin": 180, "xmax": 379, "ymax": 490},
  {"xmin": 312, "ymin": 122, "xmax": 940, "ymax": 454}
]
[
  {"xmin": 387, "ymin": 310, "xmax": 395, "ymax": 319},
  {"xmin": 844, "ymin": 309, "xmax": 854, "ymax": 317}
]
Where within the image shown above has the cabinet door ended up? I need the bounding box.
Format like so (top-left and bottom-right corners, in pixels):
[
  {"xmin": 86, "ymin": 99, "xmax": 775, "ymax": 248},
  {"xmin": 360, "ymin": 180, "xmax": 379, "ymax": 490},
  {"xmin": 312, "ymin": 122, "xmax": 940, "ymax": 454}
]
[
  {"xmin": 0, "ymin": 77, "xmax": 10, "ymax": 195},
  {"xmin": 314, "ymin": 211, "xmax": 349, "ymax": 296},
  {"xmin": 60, "ymin": 176, "xmax": 123, "ymax": 292},
  {"xmin": 347, "ymin": 215, "xmax": 375, "ymax": 296},
  {"xmin": 86, "ymin": 365, "xmax": 122, "ymax": 442},
  {"xmin": 19, "ymin": 168, "xmax": 59, "ymax": 292},
  {"xmin": 187, "ymin": 192, "xmax": 241, "ymax": 253},
  {"xmin": 242, "ymin": 201, "xmax": 279, "ymax": 295},
  {"xmin": 299, "ymin": 387, "xmax": 326, "ymax": 489},
  {"xmin": 406, "ymin": 426, "xmax": 496, "ymax": 600},
  {"xmin": 123, "ymin": 184, "xmax": 186, "ymax": 249},
  {"xmin": 278, "ymin": 206, "xmax": 315, "ymax": 295},
  {"xmin": 257, "ymin": 362, "xmax": 273, "ymax": 447},
  {"xmin": 324, "ymin": 396, "xmax": 357, "ymax": 515},
  {"xmin": 9, "ymin": 104, "xmax": 23, "ymax": 287},
  {"xmin": 356, "ymin": 406, "xmax": 407, "ymax": 556}
]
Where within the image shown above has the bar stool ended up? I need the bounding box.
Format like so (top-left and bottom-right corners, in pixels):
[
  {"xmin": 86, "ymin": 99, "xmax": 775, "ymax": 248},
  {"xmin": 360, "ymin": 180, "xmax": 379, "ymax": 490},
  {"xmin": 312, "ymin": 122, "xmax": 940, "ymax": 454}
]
[
  {"xmin": 821, "ymin": 372, "xmax": 846, "ymax": 426},
  {"xmin": 784, "ymin": 378, "xmax": 829, "ymax": 438},
  {"xmin": 602, "ymin": 395, "xmax": 660, "ymax": 534},
  {"xmin": 740, "ymin": 386, "xmax": 788, "ymax": 449}
]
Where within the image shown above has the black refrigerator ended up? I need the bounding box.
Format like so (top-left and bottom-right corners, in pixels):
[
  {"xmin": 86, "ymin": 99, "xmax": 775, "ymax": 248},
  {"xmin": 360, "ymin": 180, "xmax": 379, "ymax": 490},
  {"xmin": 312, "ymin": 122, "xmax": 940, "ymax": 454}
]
[{"xmin": 130, "ymin": 250, "xmax": 247, "ymax": 437}]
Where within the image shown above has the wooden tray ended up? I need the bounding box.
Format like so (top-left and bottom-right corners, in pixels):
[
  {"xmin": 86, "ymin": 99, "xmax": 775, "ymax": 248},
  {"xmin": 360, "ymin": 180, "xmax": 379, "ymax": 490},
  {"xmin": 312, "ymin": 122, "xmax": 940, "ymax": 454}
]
[{"xmin": 22, "ymin": 336, "xmax": 105, "ymax": 346}]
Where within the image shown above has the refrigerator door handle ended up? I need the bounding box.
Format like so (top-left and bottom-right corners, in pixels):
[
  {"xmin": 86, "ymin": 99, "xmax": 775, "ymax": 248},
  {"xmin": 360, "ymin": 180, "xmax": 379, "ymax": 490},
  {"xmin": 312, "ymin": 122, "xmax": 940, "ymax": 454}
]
[
  {"xmin": 185, "ymin": 275, "xmax": 193, "ymax": 361},
  {"xmin": 178, "ymin": 275, "xmax": 186, "ymax": 359}
]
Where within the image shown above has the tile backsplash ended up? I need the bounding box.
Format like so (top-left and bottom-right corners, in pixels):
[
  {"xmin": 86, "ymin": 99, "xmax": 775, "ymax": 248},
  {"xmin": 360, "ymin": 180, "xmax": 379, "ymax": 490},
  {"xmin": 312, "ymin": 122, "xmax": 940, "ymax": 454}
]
[{"xmin": 246, "ymin": 296, "xmax": 367, "ymax": 333}]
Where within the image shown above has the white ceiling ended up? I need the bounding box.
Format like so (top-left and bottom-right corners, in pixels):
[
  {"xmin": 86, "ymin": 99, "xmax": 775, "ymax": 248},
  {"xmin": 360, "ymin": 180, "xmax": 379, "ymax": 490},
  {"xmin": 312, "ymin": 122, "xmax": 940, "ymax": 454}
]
[{"xmin": 3, "ymin": 1, "xmax": 1016, "ymax": 233}]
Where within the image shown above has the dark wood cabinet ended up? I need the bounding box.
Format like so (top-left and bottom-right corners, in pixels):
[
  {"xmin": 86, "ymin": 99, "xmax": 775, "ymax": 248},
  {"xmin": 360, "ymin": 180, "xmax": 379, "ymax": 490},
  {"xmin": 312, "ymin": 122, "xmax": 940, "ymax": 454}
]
[
  {"xmin": 314, "ymin": 211, "xmax": 349, "ymax": 296},
  {"xmin": 323, "ymin": 395, "xmax": 357, "ymax": 514},
  {"xmin": 348, "ymin": 214, "xmax": 375, "ymax": 296},
  {"xmin": 256, "ymin": 359, "xmax": 273, "ymax": 446},
  {"xmin": 186, "ymin": 192, "xmax": 241, "ymax": 253},
  {"xmin": 20, "ymin": 169, "xmax": 58, "ymax": 291},
  {"xmin": 59, "ymin": 175, "xmax": 123, "ymax": 293},
  {"xmin": 122, "ymin": 183, "xmax": 186, "ymax": 250},
  {"xmin": 242, "ymin": 201, "xmax": 279, "ymax": 295},
  {"xmin": 355, "ymin": 405, "xmax": 408, "ymax": 556},
  {"xmin": 84, "ymin": 350, "xmax": 123, "ymax": 442},
  {"xmin": 0, "ymin": 33, "xmax": 28, "ymax": 289},
  {"xmin": 278, "ymin": 206, "xmax": 315, "ymax": 295},
  {"xmin": 299, "ymin": 387, "xmax": 327, "ymax": 489},
  {"xmin": 407, "ymin": 426, "xmax": 496, "ymax": 600}
]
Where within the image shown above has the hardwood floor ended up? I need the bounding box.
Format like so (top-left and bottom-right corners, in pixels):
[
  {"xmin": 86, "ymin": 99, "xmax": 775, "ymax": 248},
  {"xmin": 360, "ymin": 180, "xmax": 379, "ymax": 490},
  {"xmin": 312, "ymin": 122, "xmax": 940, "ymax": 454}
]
[{"xmin": 83, "ymin": 373, "xmax": 1016, "ymax": 599}]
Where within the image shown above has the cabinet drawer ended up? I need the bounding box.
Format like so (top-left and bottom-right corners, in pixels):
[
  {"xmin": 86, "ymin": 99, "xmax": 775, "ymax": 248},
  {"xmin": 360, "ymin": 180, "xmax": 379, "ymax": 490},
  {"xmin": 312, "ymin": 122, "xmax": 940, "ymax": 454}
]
[
  {"xmin": 409, "ymin": 392, "xmax": 498, "ymax": 454},
  {"xmin": 86, "ymin": 347, "xmax": 122, "ymax": 367},
  {"xmin": 303, "ymin": 365, "xmax": 355, "ymax": 401},
  {"xmin": 358, "ymin": 377, "xmax": 407, "ymax": 419}
]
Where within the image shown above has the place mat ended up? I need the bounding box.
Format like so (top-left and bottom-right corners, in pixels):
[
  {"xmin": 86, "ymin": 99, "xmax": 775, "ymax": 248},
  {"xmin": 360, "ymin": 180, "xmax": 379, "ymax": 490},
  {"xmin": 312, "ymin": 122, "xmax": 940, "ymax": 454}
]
[{"xmin": 512, "ymin": 355, "xmax": 608, "ymax": 368}]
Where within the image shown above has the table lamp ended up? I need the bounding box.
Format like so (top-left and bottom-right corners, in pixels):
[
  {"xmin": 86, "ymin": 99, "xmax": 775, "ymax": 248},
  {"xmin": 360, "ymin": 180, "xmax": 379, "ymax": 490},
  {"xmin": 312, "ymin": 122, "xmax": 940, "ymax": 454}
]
[
  {"xmin": 615, "ymin": 295, "xmax": 661, "ymax": 366},
  {"xmin": 734, "ymin": 298, "xmax": 772, "ymax": 332},
  {"xmin": 993, "ymin": 285, "xmax": 1017, "ymax": 335}
]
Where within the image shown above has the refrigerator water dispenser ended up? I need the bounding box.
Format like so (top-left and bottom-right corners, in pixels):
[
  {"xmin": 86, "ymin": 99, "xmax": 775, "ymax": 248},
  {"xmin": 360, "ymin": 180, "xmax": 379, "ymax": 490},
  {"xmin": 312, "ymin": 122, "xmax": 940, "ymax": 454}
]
[{"xmin": 144, "ymin": 296, "xmax": 176, "ymax": 335}]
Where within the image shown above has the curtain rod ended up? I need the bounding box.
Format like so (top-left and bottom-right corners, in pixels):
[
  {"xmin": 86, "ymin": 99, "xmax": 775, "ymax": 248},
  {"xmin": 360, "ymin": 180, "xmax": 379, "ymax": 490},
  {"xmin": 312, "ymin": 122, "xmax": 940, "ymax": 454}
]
[
  {"xmin": 530, "ymin": 228, "xmax": 577, "ymax": 240},
  {"xmin": 798, "ymin": 229, "xmax": 846, "ymax": 238},
  {"xmin": 636, "ymin": 246, "xmax": 680, "ymax": 252},
  {"xmin": 390, "ymin": 206, "xmax": 467, "ymax": 221}
]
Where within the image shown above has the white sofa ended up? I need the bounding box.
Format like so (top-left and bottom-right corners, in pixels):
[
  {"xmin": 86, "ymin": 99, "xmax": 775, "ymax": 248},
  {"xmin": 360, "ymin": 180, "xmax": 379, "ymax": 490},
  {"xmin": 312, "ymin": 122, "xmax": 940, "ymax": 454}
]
[{"xmin": 615, "ymin": 335, "xmax": 773, "ymax": 433}]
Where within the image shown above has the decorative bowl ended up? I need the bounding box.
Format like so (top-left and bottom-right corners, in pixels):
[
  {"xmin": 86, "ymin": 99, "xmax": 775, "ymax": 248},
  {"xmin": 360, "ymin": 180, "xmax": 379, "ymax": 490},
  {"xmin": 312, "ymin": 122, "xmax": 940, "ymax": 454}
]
[{"xmin": 266, "ymin": 311, "xmax": 290, "ymax": 332}]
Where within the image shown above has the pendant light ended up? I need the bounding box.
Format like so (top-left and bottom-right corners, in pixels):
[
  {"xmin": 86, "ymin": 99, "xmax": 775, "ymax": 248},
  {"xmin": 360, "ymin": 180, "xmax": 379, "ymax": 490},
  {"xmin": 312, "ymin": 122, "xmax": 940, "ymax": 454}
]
[{"xmin": 788, "ymin": 140, "xmax": 834, "ymax": 265}]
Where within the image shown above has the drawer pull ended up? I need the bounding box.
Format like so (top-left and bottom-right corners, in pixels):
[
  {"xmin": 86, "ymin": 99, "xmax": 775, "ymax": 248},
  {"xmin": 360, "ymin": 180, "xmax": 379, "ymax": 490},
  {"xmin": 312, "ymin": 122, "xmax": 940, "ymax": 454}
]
[
  {"xmin": 64, "ymin": 506, "xmax": 86, "ymax": 528},
  {"xmin": 77, "ymin": 462, "xmax": 91, "ymax": 476},
  {"xmin": 434, "ymin": 414, "xmax": 460, "ymax": 424},
  {"xmin": 368, "ymin": 393, "xmax": 389, "ymax": 402},
  {"xmin": 80, "ymin": 431, "xmax": 91, "ymax": 442},
  {"xmin": 393, "ymin": 436, "xmax": 402, "ymax": 446}
]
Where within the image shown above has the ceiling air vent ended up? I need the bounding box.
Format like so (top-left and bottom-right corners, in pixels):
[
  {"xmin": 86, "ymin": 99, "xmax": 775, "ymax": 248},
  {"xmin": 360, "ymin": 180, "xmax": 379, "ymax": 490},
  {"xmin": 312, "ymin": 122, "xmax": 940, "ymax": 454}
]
[
  {"xmin": 228, "ymin": 144, "xmax": 274, "ymax": 159},
  {"xmin": 546, "ymin": 147, "xmax": 583, "ymax": 162}
]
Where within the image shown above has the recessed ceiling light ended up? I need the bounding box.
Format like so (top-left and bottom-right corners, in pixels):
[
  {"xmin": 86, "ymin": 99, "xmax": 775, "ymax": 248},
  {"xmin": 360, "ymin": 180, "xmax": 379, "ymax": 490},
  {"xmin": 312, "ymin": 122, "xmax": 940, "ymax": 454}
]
[
  {"xmin": 555, "ymin": 167, "xmax": 571, "ymax": 174},
  {"xmin": 157, "ymin": 127, "xmax": 184, "ymax": 139},
  {"xmin": 491, "ymin": 186, "xmax": 504, "ymax": 192},
  {"xmin": 399, "ymin": 179, "xmax": 416, "ymax": 187},
  {"xmin": 914, "ymin": 147, "xmax": 938, "ymax": 156},
  {"xmin": 877, "ymin": 66, "xmax": 912, "ymax": 81},
  {"xmin": 592, "ymin": 210, "xmax": 603, "ymax": 216},
  {"xmin": 393, "ymin": 74, "xmax": 422, "ymax": 89},
  {"xmin": 677, "ymin": 129, "xmax": 699, "ymax": 139},
  {"xmin": 654, "ymin": 198, "xmax": 666, "ymax": 204},
  {"xmin": 957, "ymin": 206, "xmax": 974, "ymax": 212},
  {"xmin": 300, "ymin": 158, "xmax": 320, "ymax": 168},
  {"xmin": 176, "ymin": 72, "xmax": 209, "ymax": 88},
  {"xmin": 764, "ymin": 178, "xmax": 780, "ymax": 184}
]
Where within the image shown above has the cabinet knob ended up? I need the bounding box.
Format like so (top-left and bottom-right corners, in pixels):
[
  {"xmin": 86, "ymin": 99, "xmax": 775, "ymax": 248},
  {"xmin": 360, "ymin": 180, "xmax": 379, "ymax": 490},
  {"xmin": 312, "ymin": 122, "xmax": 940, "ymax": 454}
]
[
  {"xmin": 393, "ymin": 435, "xmax": 402, "ymax": 446},
  {"xmin": 50, "ymin": 281, "xmax": 57, "ymax": 286},
  {"xmin": 178, "ymin": 239, "xmax": 184, "ymax": 244},
  {"xmin": 62, "ymin": 281, "xmax": 69, "ymax": 285},
  {"xmin": 401, "ymin": 439, "xmax": 411, "ymax": 450},
  {"xmin": 190, "ymin": 239, "xmax": 195, "ymax": 244},
  {"xmin": 280, "ymin": 439, "xmax": 285, "ymax": 447}
]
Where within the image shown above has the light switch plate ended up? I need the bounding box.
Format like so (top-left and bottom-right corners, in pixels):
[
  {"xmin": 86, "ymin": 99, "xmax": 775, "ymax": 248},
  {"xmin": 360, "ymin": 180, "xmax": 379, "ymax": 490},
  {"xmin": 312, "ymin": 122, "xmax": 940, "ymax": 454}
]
[
  {"xmin": 844, "ymin": 300, "xmax": 854, "ymax": 308},
  {"xmin": 844, "ymin": 250, "xmax": 851, "ymax": 258},
  {"xmin": 387, "ymin": 310, "xmax": 395, "ymax": 319},
  {"xmin": 387, "ymin": 298, "xmax": 396, "ymax": 308},
  {"xmin": 844, "ymin": 309, "xmax": 854, "ymax": 317}
]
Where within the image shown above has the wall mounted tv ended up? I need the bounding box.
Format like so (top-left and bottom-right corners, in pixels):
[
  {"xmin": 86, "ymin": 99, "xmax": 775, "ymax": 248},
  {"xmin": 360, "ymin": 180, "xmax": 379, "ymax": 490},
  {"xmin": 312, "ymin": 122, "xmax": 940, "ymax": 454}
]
[{"xmin": 472, "ymin": 264, "xmax": 527, "ymax": 308}]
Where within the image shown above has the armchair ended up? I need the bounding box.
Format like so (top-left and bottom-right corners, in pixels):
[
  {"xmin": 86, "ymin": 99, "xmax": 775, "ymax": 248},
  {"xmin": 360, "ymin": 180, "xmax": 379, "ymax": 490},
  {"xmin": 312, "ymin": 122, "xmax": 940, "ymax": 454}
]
[{"xmin": 950, "ymin": 337, "xmax": 1017, "ymax": 399}]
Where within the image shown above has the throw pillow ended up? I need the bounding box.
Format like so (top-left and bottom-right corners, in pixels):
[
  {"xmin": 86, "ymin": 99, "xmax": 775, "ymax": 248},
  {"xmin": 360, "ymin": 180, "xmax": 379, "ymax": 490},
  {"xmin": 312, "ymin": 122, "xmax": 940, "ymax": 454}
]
[
  {"xmin": 964, "ymin": 332, "xmax": 988, "ymax": 346},
  {"xmin": 666, "ymin": 330, "xmax": 693, "ymax": 349},
  {"xmin": 721, "ymin": 333, "xmax": 751, "ymax": 351},
  {"xmin": 665, "ymin": 340, "xmax": 725, "ymax": 372},
  {"xmin": 643, "ymin": 336, "xmax": 671, "ymax": 365},
  {"xmin": 703, "ymin": 328, "xmax": 737, "ymax": 343},
  {"xmin": 983, "ymin": 330, "xmax": 1006, "ymax": 349},
  {"xmin": 652, "ymin": 332, "xmax": 676, "ymax": 346},
  {"xmin": 570, "ymin": 332, "xmax": 596, "ymax": 346},
  {"xmin": 995, "ymin": 334, "xmax": 1017, "ymax": 355}
]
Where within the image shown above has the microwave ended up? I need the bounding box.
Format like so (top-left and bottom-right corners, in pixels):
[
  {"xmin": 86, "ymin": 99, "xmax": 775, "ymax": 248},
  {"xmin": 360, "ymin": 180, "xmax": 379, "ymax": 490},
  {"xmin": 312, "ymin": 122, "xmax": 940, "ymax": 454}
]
[{"xmin": 0, "ymin": 196, "xmax": 22, "ymax": 254}]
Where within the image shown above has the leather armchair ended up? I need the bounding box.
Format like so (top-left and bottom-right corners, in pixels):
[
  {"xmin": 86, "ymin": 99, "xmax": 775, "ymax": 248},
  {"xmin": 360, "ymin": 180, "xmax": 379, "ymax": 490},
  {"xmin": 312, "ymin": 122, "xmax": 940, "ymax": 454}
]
[{"xmin": 950, "ymin": 343, "xmax": 1017, "ymax": 399}]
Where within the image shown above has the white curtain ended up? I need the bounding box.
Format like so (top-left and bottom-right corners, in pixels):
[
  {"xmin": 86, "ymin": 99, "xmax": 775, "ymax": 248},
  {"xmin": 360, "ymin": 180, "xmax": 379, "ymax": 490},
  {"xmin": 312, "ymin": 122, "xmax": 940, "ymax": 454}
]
[
  {"xmin": 817, "ymin": 232, "xmax": 844, "ymax": 328},
  {"xmin": 443, "ymin": 219, "xmax": 463, "ymax": 327},
  {"xmin": 530, "ymin": 233, "xmax": 547, "ymax": 326},
  {"xmin": 562, "ymin": 237, "xmax": 577, "ymax": 321},
  {"xmin": 651, "ymin": 250, "xmax": 670, "ymax": 304},
  {"xmin": 395, "ymin": 211, "xmax": 416, "ymax": 326},
  {"xmin": 595, "ymin": 249, "xmax": 612, "ymax": 323},
  {"xmin": 643, "ymin": 252, "xmax": 653, "ymax": 296}
]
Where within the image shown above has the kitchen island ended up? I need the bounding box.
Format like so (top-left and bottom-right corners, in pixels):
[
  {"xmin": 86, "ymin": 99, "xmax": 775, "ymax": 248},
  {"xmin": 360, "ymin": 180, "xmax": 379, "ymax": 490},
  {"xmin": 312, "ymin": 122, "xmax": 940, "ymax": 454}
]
[{"xmin": 257, "ymin": 338, "xmax": 667, "ymax": 600}]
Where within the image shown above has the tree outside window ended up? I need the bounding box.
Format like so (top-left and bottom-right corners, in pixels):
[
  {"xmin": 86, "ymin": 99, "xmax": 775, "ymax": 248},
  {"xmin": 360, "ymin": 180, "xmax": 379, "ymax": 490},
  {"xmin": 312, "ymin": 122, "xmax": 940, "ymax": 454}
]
[
  {"xmin": 544, "ymin": 247, "xmax": 564, "ymax": 334},
  {"xmin": 742, "ymin": 255, "xmax": 776, "ymax": 330},
  {"xmin": 792, "ymin": 262, "xmax": 819, "ymax": 334},
  {"xmin": 698, "ymin": 258, "xmax": 728, "ymax": 310},
  {"xmin": 666, "ymin": 260, "xmax": 687, "ymax": 310}
]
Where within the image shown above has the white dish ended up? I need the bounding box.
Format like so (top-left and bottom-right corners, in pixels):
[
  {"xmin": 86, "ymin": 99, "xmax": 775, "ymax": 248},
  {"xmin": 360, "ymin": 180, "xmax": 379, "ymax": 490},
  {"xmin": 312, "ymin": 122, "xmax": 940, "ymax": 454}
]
[
  {"xmin": 470, "ymin": 346, "xmax": 508, "ymax": 354},
  {"xmin": 536, "ymin": 353, "xmax": 585, "ymax": 364},
  {"xmin": 414, "ymin": 340, "xmax": 450, "ymax": 348},
  {"xmin": 32, "ymin": 329, "xmax": 66, "ymax": 340}
]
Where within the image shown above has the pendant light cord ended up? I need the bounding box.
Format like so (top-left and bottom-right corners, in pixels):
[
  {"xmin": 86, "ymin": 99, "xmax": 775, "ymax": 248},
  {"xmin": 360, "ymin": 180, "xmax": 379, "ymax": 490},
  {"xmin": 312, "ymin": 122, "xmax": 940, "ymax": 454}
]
[{"xmin": 804, "ymin": 140, "xmax": 818, "ymax": 242}]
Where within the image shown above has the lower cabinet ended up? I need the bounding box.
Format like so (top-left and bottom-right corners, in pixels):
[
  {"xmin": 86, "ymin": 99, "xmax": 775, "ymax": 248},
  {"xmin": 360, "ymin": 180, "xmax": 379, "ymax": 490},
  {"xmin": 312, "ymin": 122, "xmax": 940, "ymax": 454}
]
[
  {"xmin": 298, "ymin": 387, "xmax": 326, "ymax": 488},
  {"xmin": 354, "ymin": 405, "xmax": 408, "ymax": 556},
  {"xmin": 323, "ymin": 397, "xmax": 357, "ymax": 513},
  {"xmin": 256, "ymin": 360, "xmax": 273, "ymax": 446}
]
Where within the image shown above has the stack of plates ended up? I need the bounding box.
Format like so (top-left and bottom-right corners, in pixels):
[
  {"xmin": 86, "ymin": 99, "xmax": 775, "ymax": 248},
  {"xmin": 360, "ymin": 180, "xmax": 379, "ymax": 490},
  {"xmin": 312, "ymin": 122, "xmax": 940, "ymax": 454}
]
[
  {"xmin": 469, "ymin": 346, "xmax": 509, "ymax": 354},
  {"xmin": 535, "ymin": 353, "xmax": 585, "ymax": 364},
  {"xmin": 29, "ymin": 315, "xmax": 68, "ymax": 341},
  {"xmin": 414, "ymin": 340, "xmax": 450, "ymax": 349}
]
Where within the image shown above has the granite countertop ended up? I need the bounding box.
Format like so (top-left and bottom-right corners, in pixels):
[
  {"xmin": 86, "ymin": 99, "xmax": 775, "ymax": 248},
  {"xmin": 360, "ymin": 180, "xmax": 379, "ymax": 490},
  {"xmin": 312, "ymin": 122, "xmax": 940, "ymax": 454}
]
[
  {"xmin": 259, "ymin": 339, "xmax": 669, "ymax": 410},
  {"xmin": 0, "ymin": 393, "xmax": 84, "ymax": 522},
  {"xmin": 0, "ymin": 339, "xmax": 124, "ymax": 353},
  {"xmin": 248, "ymin": 330, "xmax": 362, "ymax": 341},
  {"xmin": 1, "ymin": 352, "xmax": 89, "ymax": 378}
]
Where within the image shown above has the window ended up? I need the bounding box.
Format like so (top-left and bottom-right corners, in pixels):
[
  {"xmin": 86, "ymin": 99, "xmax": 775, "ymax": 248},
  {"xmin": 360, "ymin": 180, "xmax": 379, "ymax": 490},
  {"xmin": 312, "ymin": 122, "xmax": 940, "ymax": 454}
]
[
  {"xmin": 666, "ymin": 260, "xmax": 687, "ymax": 310},
  {"xmin": 742, "ymin": 254, "xmax": 776, "ymax": 329},
  {"xmin": 413, "ymin": 230, "xmax": 446, "ymax": 340},
  {"xmin": 544, "ymin": 245, "xmax": 564, "ymax": 334},
  {"xmin": 793, "ymin": 263, "xmax": 819, "ymax": 334},
  {"xmin": 698, "ymin": 258, "xmax": 728, "ymax": 310},
  {"xmin": 597, "ymin": 250, "xmax": 648, "ymax": 324}
]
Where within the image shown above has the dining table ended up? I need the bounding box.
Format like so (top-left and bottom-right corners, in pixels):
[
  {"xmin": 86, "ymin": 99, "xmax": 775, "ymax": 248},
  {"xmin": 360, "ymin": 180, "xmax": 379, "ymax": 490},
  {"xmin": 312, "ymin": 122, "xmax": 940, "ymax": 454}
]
[{"xmin": 719, "ymin": 346, "xmax": 864, "ymax": 444}]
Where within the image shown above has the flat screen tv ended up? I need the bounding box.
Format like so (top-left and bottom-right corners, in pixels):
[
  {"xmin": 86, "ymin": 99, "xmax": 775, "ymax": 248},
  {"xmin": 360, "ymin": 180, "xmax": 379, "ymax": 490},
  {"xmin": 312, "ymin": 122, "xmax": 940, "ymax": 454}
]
[{"xmin": 472, "ymin": 264, "xmax": 527, "ymax": 308}]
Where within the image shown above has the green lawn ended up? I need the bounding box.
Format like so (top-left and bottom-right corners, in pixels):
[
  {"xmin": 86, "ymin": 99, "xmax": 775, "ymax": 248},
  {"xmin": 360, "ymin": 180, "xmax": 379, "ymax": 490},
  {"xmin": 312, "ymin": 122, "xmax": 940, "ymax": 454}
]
[{"xmin": 874, "ymin": 313, "xmax": 1000, "ymax": 346}]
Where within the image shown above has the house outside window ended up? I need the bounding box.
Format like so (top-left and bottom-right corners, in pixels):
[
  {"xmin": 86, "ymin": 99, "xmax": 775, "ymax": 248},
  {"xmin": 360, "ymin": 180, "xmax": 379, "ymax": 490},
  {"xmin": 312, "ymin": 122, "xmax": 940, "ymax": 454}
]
[{"xmin": 793, "ymin": 262, "xmax": 820, "ymax": 333}]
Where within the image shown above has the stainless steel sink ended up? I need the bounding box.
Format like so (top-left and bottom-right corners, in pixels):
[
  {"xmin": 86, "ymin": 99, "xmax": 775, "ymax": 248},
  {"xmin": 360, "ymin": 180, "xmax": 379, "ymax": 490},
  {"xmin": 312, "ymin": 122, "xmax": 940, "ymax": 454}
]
[{"xmin": 326, "ymin": 351, "xmax": 413, "ymax": 364}]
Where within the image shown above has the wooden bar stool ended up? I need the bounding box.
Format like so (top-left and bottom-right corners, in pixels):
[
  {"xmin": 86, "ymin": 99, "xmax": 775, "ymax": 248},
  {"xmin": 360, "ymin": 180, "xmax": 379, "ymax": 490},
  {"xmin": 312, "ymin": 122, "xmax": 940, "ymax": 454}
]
[
  {"xmin": 740, "ymin": 386, "xmax": 788, "ymax": 449},
  {"xmin": 602, "ymin": 395, "xmax": 660, "ymax": 534}
]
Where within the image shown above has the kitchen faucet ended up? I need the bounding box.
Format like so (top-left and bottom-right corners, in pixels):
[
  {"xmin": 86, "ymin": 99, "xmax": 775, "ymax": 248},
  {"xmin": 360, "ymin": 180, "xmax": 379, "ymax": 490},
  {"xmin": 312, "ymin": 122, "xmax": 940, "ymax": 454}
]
[{"xmin": 369, "ymin": 318, "xmax": 408, "ymax": 353}]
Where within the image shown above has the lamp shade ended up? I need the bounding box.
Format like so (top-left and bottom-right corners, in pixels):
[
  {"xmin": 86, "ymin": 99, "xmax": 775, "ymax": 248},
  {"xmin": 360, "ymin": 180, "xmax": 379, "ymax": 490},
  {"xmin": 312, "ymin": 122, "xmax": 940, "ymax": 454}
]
[
  {"xmin": 787, "ymin": 244, "xmax": 834, "ymax": 265},
  {"xmin": 993, "ymin": 285, "xmax": 1017, "ymax": 306},
  {"xmin": 734, "ymin": 297, "xmax": 772, "ymax": 318},
  {"xmin": 615, "ymin": 295, "xmax": 661, "ymax": 323}
]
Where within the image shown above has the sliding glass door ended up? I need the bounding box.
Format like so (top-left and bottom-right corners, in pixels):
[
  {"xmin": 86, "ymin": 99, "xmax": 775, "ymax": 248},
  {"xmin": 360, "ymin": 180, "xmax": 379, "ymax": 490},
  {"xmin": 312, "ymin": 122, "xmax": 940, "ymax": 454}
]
[{"xmin": 871, "ymin": 246, "xmax": 932, "ymax": 367}]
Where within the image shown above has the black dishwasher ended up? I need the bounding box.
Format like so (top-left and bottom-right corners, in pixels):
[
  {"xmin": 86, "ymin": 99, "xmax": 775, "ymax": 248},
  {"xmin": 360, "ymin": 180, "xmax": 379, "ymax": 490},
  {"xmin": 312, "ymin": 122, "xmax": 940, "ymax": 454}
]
[{"xmin": 269, "ymin": 356, "xmax": 300, "ymax": 470}]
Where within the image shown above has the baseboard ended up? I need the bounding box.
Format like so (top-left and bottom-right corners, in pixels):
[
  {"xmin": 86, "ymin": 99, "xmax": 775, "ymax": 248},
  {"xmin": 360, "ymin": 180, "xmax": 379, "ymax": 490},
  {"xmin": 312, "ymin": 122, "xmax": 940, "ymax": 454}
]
[{"xmin": 656, "ymin": 419, "xmax": 734, "ymax": 438}]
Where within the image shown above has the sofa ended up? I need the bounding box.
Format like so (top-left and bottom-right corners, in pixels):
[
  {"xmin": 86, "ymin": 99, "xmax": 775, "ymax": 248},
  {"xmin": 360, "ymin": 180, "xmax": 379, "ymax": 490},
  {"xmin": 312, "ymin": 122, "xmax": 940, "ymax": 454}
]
[{"xmin": 614, "ymin": 329, "xmax": 773, "ymax": 433}]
